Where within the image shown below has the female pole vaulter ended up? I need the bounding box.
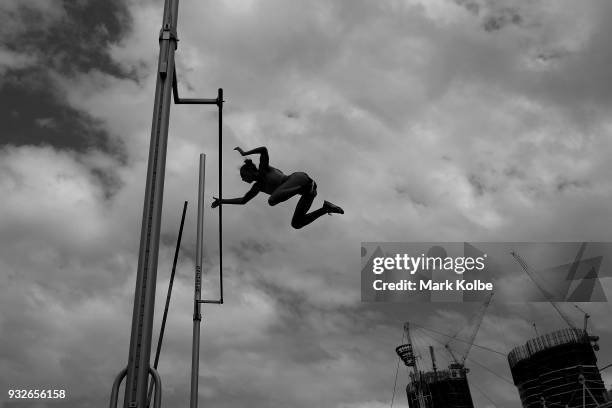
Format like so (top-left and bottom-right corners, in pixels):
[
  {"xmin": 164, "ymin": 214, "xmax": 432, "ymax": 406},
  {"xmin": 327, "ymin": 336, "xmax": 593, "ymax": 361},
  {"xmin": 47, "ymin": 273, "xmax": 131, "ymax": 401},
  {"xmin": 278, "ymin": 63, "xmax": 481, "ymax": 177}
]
[{"xmin": 212, "ymin": 146, "xmax": 343, "ymax": 229}]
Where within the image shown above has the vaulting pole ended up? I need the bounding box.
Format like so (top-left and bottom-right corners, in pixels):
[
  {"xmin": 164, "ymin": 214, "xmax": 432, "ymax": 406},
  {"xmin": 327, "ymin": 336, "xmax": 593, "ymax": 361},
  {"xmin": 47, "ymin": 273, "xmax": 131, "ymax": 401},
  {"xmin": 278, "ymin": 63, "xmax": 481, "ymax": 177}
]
[
  {"xmin": 122, "ymin": 0, "xmax": 179, "ymax": 406},
  {"xmin": 190, "ymin": 154, "xmax": 206, "ymax": 408},
  {"xmin": 146, "ymin": 201, "xmax": 188, "ymax": 408}
]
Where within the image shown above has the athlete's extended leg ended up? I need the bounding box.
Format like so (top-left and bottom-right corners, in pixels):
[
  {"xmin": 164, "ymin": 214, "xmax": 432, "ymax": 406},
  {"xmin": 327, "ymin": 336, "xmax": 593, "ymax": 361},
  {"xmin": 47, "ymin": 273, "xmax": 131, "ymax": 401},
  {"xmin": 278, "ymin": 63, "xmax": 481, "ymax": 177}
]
[
  {"xmin": 291, "ymin": 184, "xmax": 343, "ymax": 229},
  {"xmin": 291, "ymin": 189, "xmax": 324, "ymax": 229}
]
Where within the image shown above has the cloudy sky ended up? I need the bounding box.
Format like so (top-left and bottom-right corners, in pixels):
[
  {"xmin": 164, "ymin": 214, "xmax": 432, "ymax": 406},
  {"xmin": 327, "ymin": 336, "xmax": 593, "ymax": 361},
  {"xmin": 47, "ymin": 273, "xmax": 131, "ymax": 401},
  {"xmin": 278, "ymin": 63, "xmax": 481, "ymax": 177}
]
[{"xmin": 2, "ymin": 0, "xmax": 612, "ymax": 407}]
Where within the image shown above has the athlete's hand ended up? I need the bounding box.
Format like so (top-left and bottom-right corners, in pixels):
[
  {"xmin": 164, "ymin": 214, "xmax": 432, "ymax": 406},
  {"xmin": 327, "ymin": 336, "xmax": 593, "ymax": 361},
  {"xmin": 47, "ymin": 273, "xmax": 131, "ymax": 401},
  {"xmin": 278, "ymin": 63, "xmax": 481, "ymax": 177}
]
[
  {"xmin": 234, "ymin": 147, "xmax": 245, "ymax": 156},
  {"xmin": 211, "ymin": 197, "xmax": 220, "ymax": 208}
]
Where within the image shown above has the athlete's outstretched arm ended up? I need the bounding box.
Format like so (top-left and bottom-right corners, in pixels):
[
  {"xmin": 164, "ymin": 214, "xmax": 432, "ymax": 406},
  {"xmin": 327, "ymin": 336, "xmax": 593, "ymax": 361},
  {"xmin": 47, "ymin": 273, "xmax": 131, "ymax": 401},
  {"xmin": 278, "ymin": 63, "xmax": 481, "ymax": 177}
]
[
  {"xmin": 234, "ymin": 146, "xmax": 269, "ymax": 169},
  {"xmin": 212, "ymin": 184, "xmax": 260, "ymax": 208}
]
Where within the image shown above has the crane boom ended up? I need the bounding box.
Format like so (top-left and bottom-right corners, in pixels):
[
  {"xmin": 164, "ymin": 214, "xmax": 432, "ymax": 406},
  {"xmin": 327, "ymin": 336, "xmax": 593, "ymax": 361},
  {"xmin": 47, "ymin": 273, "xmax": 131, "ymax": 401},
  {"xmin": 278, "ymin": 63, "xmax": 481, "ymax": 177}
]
[
  {"xmin": 461, "ymin": 292, "xmax": 494, "ymax": 364},
  {"xmin": 510, "ymin": 251, "xmax": 577, "ymax": 330},
  {"xmin": 445, "ymin": 291, "xmax": 494, "ymax": 365},
  {"xmin": 445, "ymin": 344, "xmax": 460, "ymax": 365}
]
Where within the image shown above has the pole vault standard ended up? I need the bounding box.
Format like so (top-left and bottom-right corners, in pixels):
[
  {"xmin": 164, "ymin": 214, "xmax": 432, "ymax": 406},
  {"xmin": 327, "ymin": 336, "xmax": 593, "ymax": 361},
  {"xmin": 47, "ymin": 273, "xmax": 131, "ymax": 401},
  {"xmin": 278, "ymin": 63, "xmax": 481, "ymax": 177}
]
[
  {"xmin": 121, "ymin": 0, "xmax": 180, "ymax": 406},
  {"xmin": 108, "ymin": 0, "xmax": 224, "ymax": 406},
  {"xmin": 191, "ymin": 154, "xmax": 205, "ymax": 408}
]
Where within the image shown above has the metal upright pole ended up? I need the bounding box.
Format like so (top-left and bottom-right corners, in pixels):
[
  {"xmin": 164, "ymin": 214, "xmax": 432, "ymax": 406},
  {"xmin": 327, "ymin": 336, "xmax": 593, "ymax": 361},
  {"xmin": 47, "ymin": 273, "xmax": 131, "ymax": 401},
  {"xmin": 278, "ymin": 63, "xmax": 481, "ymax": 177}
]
[
  {"xmin": 190, "ymin": 154, "xmax": 206, "ymax": 408},
  {"xmin": 122, "ymin": 0, "xmax": 179, "ymax": 406},
  {"xmin": 217, "ymin": 88, "xmax": 224, "ymax": 304}
]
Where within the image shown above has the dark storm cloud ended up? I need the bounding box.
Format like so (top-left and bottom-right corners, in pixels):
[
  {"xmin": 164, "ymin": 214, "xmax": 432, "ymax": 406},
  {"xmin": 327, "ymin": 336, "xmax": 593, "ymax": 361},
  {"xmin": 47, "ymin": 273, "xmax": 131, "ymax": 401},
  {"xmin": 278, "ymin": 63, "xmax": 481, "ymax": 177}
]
[
  {"xmin": 2, "ymin": 0, "xmax": 133, "ymax": 77},
  {"xmin": 1, "ymin": 71, "xmax": 122, "ymax": 153},
  {"xmin": 0, "ymin": 0, "xmax": 134, "ymax": 159},
  {"xmin": 482, "ymin": 7, "xmax": 523, "ymax": 32},
  {"xmin": 453, "ymin": 0, "xmax": 523, "ymax": 32}
]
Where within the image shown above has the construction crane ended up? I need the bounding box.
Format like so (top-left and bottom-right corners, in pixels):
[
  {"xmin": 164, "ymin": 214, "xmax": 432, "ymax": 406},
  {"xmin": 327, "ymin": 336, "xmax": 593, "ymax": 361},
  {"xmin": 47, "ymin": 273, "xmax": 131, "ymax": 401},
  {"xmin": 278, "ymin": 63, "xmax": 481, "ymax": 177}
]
[
  {"xmin": 445, "ymin": 292, "xmax": 494, "ymax": 369},
  {"xmin": 511, "ymin": 251, "xmax": 577, "ymax": 330},
  {"xmin": 574, "ymin": 304, "xmax": 591, "ymax": 332},
  {"xmin": 396, "ymin": 322, "xmax": 427, "ymax": 408},
  {"xmin": 511, "ymin": 251, "xmax": 599, "ymax": 350}
]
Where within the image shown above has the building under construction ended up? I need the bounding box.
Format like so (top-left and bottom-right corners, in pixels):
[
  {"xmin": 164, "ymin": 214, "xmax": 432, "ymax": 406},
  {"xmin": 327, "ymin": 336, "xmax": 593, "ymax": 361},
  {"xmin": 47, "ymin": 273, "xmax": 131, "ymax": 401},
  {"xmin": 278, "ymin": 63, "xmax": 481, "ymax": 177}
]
[
  {"xmin": 404, "ymin": 363, "xmax": 474, "ymax": 408},
  {"xmin": 508, "ymin": 327, "xmax": 607, "ymax": 408},
  {"xmin": 396, "ymin": 295, "xmax": 495, "ymax": 407},
  {"xmin": 396, "ymin": 323, "xmax": 476, "ymax": 408}
]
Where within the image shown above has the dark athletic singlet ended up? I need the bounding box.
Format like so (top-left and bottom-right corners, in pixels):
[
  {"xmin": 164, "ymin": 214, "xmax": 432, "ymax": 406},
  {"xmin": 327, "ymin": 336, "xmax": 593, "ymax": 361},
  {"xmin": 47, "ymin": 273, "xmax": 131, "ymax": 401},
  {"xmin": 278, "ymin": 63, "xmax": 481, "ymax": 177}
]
[{"xmin": 255, "ymin": 166, "xmax": 289, "ymax": 194}]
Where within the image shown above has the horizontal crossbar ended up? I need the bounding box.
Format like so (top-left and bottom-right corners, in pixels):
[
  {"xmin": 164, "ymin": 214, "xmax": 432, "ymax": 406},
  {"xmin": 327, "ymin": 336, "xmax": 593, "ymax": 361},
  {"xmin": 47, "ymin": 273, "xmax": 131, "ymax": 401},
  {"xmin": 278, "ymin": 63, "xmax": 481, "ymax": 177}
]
[
  {"xmin": 172, "ymin": 67, "xmax": 223, "ymax": 106},
  {"xmin": 197, "ymin": 299, "xmax": 223, "ymax": 304}
]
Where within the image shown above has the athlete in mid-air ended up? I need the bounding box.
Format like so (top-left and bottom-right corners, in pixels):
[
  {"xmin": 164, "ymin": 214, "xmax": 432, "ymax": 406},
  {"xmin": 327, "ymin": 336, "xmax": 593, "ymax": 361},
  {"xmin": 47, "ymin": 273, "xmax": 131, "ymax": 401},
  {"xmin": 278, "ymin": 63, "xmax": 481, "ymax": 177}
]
[{"xmin": 211, "ymin": 146, "xmax": 344, "ymax": 229}]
